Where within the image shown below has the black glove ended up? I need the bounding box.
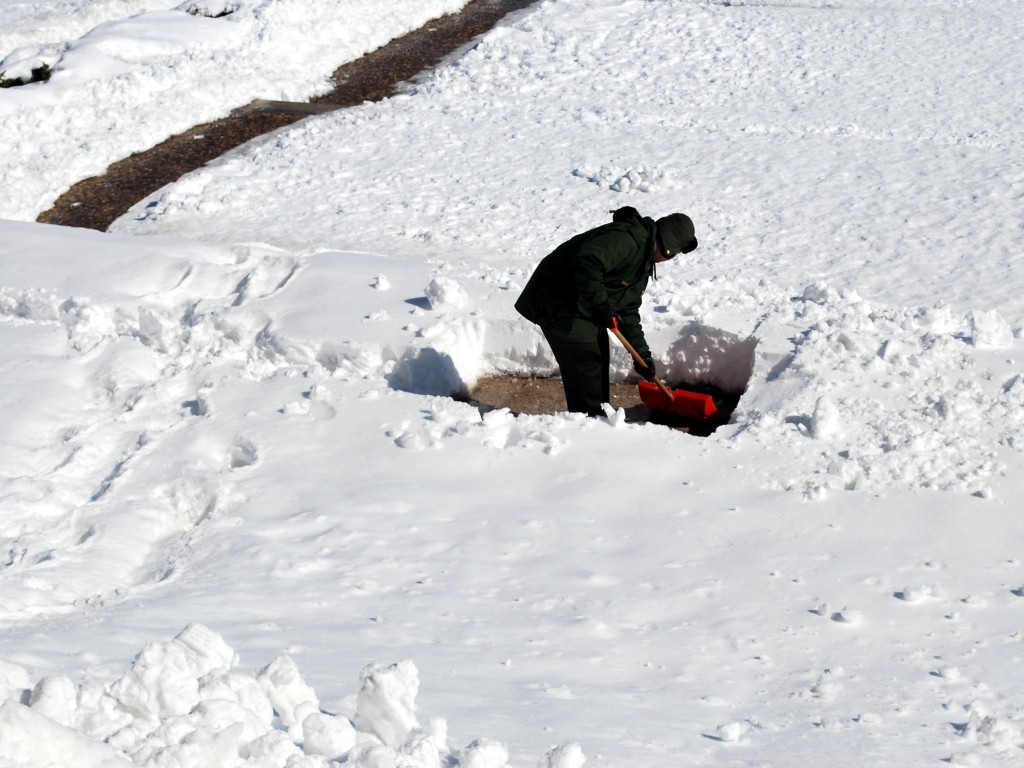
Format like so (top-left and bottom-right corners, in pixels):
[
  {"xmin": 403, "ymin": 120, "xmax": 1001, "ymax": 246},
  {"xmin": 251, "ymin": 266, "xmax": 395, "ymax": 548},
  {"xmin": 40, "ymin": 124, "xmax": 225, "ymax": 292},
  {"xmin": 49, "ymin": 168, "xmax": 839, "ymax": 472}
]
[
  {"xmin": 594, "ymin": 303, "xmax": 621, "ymax": 329},
  {"xmin": 633, "ymin": 354, "xmax": 656, "ymax": 381}
]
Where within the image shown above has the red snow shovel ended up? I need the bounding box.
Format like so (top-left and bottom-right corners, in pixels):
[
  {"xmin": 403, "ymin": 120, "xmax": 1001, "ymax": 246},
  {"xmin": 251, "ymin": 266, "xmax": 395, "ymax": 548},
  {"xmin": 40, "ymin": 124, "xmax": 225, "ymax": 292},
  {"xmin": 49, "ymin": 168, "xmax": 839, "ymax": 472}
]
[{"xmin": 610, "ymin": 326, "xmax": 718, "ymax": 419}]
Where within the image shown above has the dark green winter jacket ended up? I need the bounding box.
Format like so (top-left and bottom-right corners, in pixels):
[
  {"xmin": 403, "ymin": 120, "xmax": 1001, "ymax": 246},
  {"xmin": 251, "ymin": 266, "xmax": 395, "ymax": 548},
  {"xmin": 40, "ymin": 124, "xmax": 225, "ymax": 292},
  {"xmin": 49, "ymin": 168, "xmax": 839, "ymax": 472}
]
[{"xmin": 515, "ymin": 210, "xmax": 657, "ymax": 356}]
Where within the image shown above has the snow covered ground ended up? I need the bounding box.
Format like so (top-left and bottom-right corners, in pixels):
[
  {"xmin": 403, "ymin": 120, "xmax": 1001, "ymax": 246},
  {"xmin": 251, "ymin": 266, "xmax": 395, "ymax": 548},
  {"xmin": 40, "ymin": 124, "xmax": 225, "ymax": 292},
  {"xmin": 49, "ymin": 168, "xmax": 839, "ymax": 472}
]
[{"xmin": 3, "ymin": 0, "xmax": 1024, "ymax": 766}]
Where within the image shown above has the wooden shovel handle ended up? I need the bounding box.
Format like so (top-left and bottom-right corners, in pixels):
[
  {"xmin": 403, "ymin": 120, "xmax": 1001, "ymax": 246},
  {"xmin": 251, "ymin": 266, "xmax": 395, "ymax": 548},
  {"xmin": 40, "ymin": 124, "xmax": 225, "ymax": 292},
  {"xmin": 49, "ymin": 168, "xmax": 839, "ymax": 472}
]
[{"xmin": 610, "ymin": 327, "xmax": 674, "ymax": 401}]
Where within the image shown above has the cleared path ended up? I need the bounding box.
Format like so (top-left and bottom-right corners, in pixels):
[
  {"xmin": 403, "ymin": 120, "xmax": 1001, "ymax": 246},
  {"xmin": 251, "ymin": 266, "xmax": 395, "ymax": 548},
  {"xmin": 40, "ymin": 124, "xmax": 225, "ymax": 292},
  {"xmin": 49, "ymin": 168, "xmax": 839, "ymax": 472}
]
[{"xmin": 37, "ymin": 0, "xmax": 537, "ymax": 231}]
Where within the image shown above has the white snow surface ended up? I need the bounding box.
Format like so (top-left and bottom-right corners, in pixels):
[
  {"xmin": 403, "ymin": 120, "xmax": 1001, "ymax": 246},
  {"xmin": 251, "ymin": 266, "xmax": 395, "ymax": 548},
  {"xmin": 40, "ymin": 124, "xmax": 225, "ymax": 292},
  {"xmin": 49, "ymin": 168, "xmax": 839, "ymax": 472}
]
[{"xmin": 3, "ymin": 0, "xmax": 1024, "ymax": 766}]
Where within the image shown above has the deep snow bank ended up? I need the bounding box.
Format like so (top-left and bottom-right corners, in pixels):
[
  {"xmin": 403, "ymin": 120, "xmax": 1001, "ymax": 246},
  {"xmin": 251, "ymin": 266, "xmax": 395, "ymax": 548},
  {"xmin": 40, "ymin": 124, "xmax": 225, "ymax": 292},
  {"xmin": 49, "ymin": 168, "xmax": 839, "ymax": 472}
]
[{"xmin": 0, "ymin": 624, "xmax": 584, "ymax": 768}]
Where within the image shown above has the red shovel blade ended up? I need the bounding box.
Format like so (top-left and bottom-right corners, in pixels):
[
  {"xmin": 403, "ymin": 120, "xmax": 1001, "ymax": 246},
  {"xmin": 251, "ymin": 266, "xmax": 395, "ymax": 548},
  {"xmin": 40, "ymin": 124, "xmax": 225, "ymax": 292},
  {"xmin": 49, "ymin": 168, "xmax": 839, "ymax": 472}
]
[{"xmin": 638, "ymin": 381, "xmax": 718, "ymax": 419}]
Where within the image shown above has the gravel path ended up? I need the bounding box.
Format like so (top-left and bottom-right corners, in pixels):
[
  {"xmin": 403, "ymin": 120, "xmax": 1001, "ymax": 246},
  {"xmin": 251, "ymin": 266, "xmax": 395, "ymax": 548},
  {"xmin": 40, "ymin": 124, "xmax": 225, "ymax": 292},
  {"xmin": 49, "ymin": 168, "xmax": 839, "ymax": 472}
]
[
  {"xmin": 466, "ymin": 377, "xmax": 736, "ymax": 434},
  {"xmin": 37, "ymin": 0, "xmax": 538, "ymax": 230},
  {"xmin": 468, "ymin": 377, "xmax": 647, "ymax": 418}
]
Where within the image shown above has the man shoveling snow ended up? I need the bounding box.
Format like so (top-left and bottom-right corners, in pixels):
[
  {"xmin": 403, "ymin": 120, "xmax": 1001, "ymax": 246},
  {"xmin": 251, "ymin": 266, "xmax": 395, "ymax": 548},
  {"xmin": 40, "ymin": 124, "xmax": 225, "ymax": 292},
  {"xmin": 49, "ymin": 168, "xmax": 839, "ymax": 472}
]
[{"xmin": 515, "ymin": 206, "xmax": 698, "ymax": 417}]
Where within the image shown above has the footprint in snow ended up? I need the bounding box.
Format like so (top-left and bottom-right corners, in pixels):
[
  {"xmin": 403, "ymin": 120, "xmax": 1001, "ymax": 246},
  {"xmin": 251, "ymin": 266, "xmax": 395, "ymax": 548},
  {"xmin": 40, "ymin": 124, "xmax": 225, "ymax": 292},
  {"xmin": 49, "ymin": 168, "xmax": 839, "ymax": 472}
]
[
  {"xmin": 228, "ymin": 252, "xmax": 300, "ymax": 306},
  {"xmin": 227, "ymin": 439, "xmax": 258, "ymax": 469}
]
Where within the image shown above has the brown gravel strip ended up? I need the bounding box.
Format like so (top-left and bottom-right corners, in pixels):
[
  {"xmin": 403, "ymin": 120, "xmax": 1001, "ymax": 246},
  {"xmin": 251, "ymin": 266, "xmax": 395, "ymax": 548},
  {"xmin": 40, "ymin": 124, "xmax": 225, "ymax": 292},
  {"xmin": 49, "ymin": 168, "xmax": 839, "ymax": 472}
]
[
  {"xmin": 467, "ymin": 377, "xmax": 649, "ymax": 418},
  {"xmin": 37, "ymin": 0, "xmax": 539, "ymax": 231},
  {"xmin": 464, "ymin": 376, "xmax": 738, "ymax": 434},
  {"xmin": 37, "ymin": 112, "xmax": 301, "ymax": 230}
]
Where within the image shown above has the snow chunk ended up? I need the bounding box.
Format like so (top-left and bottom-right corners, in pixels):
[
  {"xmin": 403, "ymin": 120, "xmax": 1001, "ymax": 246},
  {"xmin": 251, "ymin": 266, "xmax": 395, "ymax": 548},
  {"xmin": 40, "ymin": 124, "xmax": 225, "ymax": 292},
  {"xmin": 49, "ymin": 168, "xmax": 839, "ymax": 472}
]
[
  {"xmin": 968, "ymin": 309, "xmax": 1012, "ymax": 348},
  {"xmin": 29, "ymin": 676, "xmax": 77, "ymax": 727},
  {"xmin": 801, "ymin": 282, "xmax": 839, "ymax": 305},
  {"xmin": 0, "ymin": 701, "xmax": 131, "ymax": 767},
  {"xmin": 355, "ymin": 660, "xmax": 421, "ymax": 749},
  {"xmin": 714, "ymin": 721, "xmax": 750, "ymax": 742},
  {"xmin": 810, "ymin": 396, "xmax": 840, "ymax": 440},
  {"xmin": 301, "ymin": 711, "xmax": 358, "ymax": 760},
  {"xmin": 833, "ymin": 606, "xmax": 863, "ymax": 625},
  {"xmin": 601, "ymin": 403, "xmax": 627, "ymax": 427},
  {"xmin": 175, "ymin": 623, "xmax": 238, "ymax": 675},
  {"xmin": 256, "ymin": 655, "xmax": 319, "ymax": 728},
  {"xmin": 540, "ymin": 742, "xmax": 586, "ymax": 768},
  {"xmin": 390, "ymin": 346, "xmax": 465, "ymax": 397},
  {"xmin": 896, "ymin": 584, "xmax": 939, "ymax": 603},
  {"xmin": 458, "ymin": 738, "xmax": 509, "ymax": 768},
  {"xmin": 425, "ymin": 276, "xmax": 468, "ymax": 310},
  {"xmin": 109, "ymin": 624, "xmax": 237, "ymax": 720},
  {"xmin": 0, "ymin": 661, "xmax": 30, "ymax": 704}
]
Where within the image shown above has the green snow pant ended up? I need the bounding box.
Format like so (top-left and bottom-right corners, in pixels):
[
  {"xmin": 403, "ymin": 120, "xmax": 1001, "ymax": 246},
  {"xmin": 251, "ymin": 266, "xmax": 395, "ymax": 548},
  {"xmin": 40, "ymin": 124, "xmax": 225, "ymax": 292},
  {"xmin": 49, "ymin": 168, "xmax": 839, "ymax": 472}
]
[{"xmin": 541, "ymin": 319, "xmax": 610, "ymax": 417}]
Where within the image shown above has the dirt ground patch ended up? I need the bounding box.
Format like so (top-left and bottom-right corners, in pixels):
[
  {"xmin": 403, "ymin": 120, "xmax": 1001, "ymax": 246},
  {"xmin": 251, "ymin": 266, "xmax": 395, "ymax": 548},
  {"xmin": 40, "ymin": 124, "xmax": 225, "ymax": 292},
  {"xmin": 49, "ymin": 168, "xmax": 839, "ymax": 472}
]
[
  {"xmin": 467, "ymin": 376, "xmax": 644, "ymax": 416},
  {"xmin": 463, "ymin": 376, "xmax": 740, "ymax": 435}
]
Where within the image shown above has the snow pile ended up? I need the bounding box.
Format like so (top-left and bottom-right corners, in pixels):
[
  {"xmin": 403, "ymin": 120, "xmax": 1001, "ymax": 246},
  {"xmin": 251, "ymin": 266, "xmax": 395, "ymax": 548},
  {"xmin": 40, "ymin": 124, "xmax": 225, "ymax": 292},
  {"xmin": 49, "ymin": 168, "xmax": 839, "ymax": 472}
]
[
  {"xmin": 0, "ymin": 624, "xmax": 581, "ymax": 768},
  {"xmin": 0, "ymin": 0, "xmax": 176, "ymax": 57},
  {"xmin": 571, "ymin": 165, "xmax": 674, "ymax": 195},
  {"xmin": 735, "ymin": 282, "xmax": 1019, "ymax": 498},
  {"xmin": 425, "ymin": 275, "xmax": 469, "ymax": 311}
]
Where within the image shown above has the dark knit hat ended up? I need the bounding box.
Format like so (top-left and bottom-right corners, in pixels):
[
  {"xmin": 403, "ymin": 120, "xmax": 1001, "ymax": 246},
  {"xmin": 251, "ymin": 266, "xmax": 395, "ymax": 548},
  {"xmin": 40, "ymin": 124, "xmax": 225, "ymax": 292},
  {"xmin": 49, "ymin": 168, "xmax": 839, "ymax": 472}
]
[{"xmin": 656, "ymin": 213, "xmax": 698, "ymax": 258}]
